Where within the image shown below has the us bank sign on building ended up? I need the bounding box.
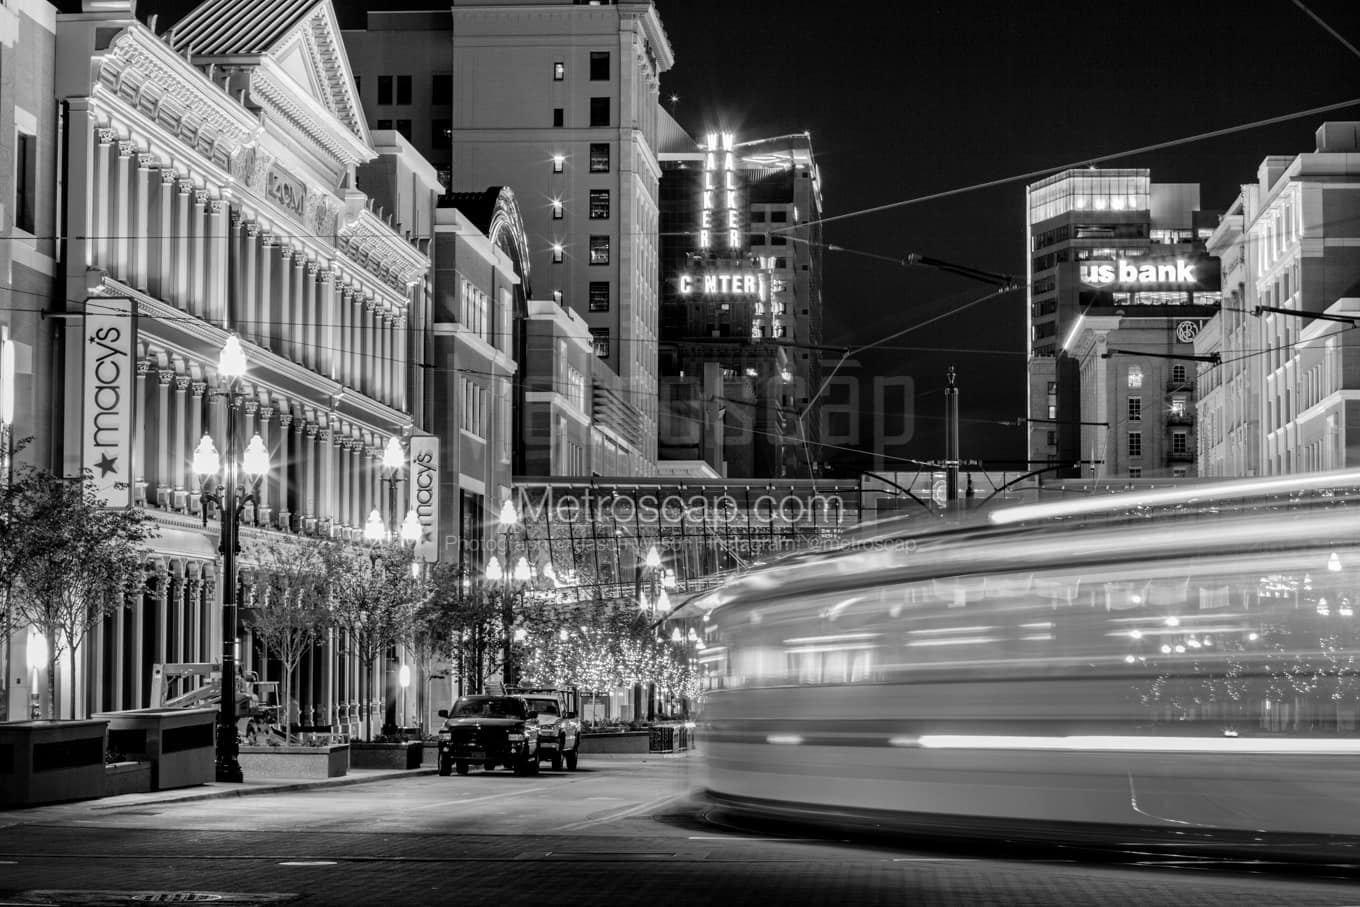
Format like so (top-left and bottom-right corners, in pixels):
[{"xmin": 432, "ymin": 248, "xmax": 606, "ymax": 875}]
[{"xmin": 48, "ymin": 0, "xmax": 433, "ymax": 726}]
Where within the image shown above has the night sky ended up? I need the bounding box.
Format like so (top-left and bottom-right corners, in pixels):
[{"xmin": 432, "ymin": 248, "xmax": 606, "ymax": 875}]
[{"xmin": 130, "ymin": 0, "xmax": 1360, "ymax": 474}]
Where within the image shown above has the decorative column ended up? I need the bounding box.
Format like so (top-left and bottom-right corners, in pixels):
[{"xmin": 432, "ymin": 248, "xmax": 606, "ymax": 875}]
[
  {"xmin": 303, "ymin": 419, "xmax": 318, "ymax": 528},
  {"xmin": 256, "ymin": 405, "xmax": 273, "ymax": 527},
  {"xmin": 243, "ymin": 224, "xmax": 259, "ymax": 343},
  {"xmin": 155, "ymin": 169, "xmax": 174, "ymax": 299},
  {"xmin": 173, "ymin": 373, "xmax": 190, "ymax": 511},
  {"xmin": 188, "ymin": 570, "xmax": 204, "ymax": 665},
  {"xmin": 353, "ymin": 294, "xmax": 367, "ymax": 392},
  {"xmin": 242, "ymin": 399, "xmax": 259, "ymax": 526},
  {"xmin": 338, "ymin": 435, "xmax": 351, "ymax": 534},
  {"xmin": 174, "ymin": 181, "xmax": 192, "ymax": 308},
  {"xmin": 114, "ymin": 143, "xmax": 134, "ymax": 279},
  {"xmin": 188, "ymin": 381, "xmax": 207, "ymax": 513},
  {"xmin": 338, "ymin": 285, "xmax": 351, "ymax": 387},
  {"xmin": 133, "ymin": 158, "xmax": 152, "ymax": 290},
  {"xmin": 92, "ymin": 130, "xmax": 115, "ymax": 269},
  {"xmin": 192, "ymin": 190, "xmax": 209, "ymax": 317},
  {"xmin": 257, "ymin": 234, "xmax": 275, "ymax": 350},
  {"xmin": 277, "ymin": 410, "xmax": 293, "ymax": 532},
  {"xmin": 380, "ymin": 311, "xmax": 393, "ymax": 405},
  {"xmin": 319, "ymin": 268, "xmax": 337, "ymax": 381},
  {"xmin": 155, "ymin": 564, "xmax": 171, "ymax": 670},
  {"xmin": 279, "ymin": 246, "xmax": 295, "ymax": 360},
  {"xmin": 304, "ymin": 262, "xmax": 319, "ymax": 372},
  {"xmin": 209, "ymin": 200, "xmax": 229, "ymax": 326},
  {"xmin": 134, "ymin": 360, "xmax": 151, "ymax": 506},
  {"xmin": 364, "ymin": 300, "xmax": 378, "ymax": 398},
  {"xmin": 316, "ymin": 423, "xmax": 333, "ymax": 532},
  {"xmin": 156, "ymin": 369, "xmax": 173, "ymax": 508},
  {"xmin": 396, "ymin": 313, "xmax": 408, "ymax": 412}
]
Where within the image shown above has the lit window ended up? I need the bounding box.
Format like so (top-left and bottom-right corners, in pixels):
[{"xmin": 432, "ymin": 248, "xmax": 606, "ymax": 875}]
[
  {"xmin": 589, "ymin": 281, "xmax": 610, "ymax": 312},
  {"xmin": 553, "ymin": 61, "xmax": 565, "ymax": 81},
  {"xmin": 1127, "ymin": 396, "xmax": 1141, "ymax": 422},
  {"xmin": 589, "ymin": 235, "xmax": 610, "ymax": 265},
  {"xmin": 551, "ymin": 242, "xmax": 564, "ymax": 264},
  {"xmin": 552, "ymin": 289, "xmax": 563, "ymax": 305},
  {"xmin": 551, "ymin": 199, "xmax": 563, "ymax": 220},
  {"xmin": 1170, "ymin": 396, "xmax": 1186, "ymax": 418},
  {"xmin": 589, "ymin": 143, "xmax": 610, "ymax": 172},
  {"xmin": 590, "ymin": 328, "xmax": 610, "ymax": 358},
  {"xmin": 552, "ymin": 153, "xmax": 565, "ymax": 173},
  {"xmin": 589, "ymin": 189, "xmax": 610, "ymax": 220},
  {"xmin": 1127, "ymin": 366, "xmax": 1143, "ymax": 389}
]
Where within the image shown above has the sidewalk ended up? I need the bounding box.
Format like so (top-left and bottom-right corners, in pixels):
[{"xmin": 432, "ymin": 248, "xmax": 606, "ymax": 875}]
[{"xmin": 69, "ymin": 750, "xmax": 691, "ymax": 812}]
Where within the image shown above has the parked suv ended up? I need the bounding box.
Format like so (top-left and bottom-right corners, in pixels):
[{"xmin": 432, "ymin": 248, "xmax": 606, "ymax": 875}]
[
  {"xmin": 436, "ymin": 695, "xmax": 540, "ymax": 776},
  {"xmin": 515, "ymin": 688, "xmax": 582, "ymax": 771}
]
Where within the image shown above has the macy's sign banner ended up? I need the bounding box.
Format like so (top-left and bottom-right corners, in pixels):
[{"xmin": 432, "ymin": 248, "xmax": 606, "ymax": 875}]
[
  {"xmin": 82, "ymin": 298, "xmax": 135, "ymax": 507},
  {"xmin": 409, "ymin": 434, "xmax": 440, "ymax": 562}
]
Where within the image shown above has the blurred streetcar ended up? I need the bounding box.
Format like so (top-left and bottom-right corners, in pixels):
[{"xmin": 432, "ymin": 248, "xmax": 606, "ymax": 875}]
[{"xmin": 678, "ymin": 471, "xmax": 1360, "ymax": 856}]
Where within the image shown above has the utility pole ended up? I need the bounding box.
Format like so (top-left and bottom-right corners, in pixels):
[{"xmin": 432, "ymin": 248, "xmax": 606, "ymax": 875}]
[{"xmin": 945, "ymin": 366, "xmax": 959, "ymax": 513}]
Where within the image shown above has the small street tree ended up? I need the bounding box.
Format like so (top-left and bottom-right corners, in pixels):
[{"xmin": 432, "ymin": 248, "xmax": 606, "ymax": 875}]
[
  {"xmin": 329, "ymin": 542, "xmax": 423, "ymax": 739},
  {"xmin": 247, "ymin": 537, "xmax": 331, "ymax": 740},
  {"xmin": 423, "ymin": 561, "xmax": 502, "ymax": 695},
  {"xmin": 11, "ymin": 468, "xmax": 155, "ymax": 718}
]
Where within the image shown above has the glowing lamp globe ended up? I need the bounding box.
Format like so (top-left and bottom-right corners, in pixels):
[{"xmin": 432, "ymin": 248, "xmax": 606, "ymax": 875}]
[
  {"xmin": 218, "ymin": 334, "xmax": 248, "ymax": 380},
  {"xmin": 485, "ymin": 556, "xmax": 503, "ymax": 583},
  {"xmin": 363, "ymin": 509, "xmax": 386, "ymax": 543},
  {"xmin": 499, "ymin": 499, "xmax": 520, "ymax": 528},
  {"xmin": 400, "ymin": 508, "xmax": 422, "ymax": 544},
  {"xmin": 383, "ymin": 436, "xmax": 405, "ymax": 471},
  {"xmin": 513, "ymin": 556, "xmax": 531, "ymax": 584},
  {"xmin": 192, "ymin": 434, "xmax": 221, "ymax": 477},
  {"xmin": 242, "ymin": 434, "xmax": 270, "ymax": 476},
  {"xmin": 644, "ymin": 545, "xmax": 661, "ymax": 569}
]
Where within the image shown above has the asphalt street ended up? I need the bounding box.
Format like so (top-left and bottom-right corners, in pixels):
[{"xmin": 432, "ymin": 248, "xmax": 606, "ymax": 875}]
[{"xmin": 1, "ymin": 753, "xmax": 1357, "ymax": 906}]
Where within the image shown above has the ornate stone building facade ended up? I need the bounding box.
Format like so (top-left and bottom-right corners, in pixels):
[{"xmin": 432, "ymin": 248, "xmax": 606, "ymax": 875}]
[{"xmin": 41, "ymin": 0, "xmax": 431, "ymax": 729}]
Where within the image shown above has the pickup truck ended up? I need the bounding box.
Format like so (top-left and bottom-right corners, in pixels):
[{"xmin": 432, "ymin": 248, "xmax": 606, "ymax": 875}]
[
  {"xmin": 515, "ymin": 688, "xmax": 582, "ymax": 771},
  {"xmin": 436, "ymin": 695, "xmax": 540, "ymax": 776}
]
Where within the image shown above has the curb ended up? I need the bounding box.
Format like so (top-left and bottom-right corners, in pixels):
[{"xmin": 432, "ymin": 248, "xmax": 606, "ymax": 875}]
[{"xmin": 88, "ymin": 768, "xmax": 439, "ymax": 810}]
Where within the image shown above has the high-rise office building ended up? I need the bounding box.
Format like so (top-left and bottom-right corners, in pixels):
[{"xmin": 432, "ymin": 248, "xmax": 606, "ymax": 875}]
[
  {"xmin": 1026, "ymin": 169, "xmax": 1219, "ymax": 476},
  {"xmin": 344, "ymin": 1, "xmax": 672, "ymax": 476},
  {"xmin": 657, "ymin": 116, "xmax": 823, "ymax": 478}
]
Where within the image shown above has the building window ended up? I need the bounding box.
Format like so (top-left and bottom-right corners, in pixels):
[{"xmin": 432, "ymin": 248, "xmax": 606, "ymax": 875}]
[
  {"xmin": 589, "ymin": 282, "xmax": 610, "ymax": 312},
  {"xmin": 589, "ymin": 235, "xmax": 610, "ymax": 265},
  {"xmin": 1127, "ymin": 396, "xmax": 1141, "ymax": 422},
  {"xmin": 552, "ymin": 153, "xmax": 565, "ymax": 174},
  {"xmin": 1129, "ymin": 467, "xmax": 1142, "ymax": 478},
  {"xmin": 1128, "ymin": 432, "xmax": 1142, "ymax": 458},
  {"xmin": 395, "ymin": 120, "xmax": 412, "ymax": 140},
  {"xmin": 750, "ymin": 235, "xmax": 766, "ymax": 245},
  {"xmin": 432, "ymin": 73, "xmax": 452, "ymax": 104},
  {"xmin": 1127, "ymin": 366, "xmax": 1143, "ymax": 389},
  {"xmin": 751, "ymin": 210, "xmax": 766, "ymax": 223},
  {"xmin": 1046, "ymin": 380, "xmax": 1057, "ymax": 421},
  {"xmin": 770, "ymin": 210, "xmax": 788, "ymax": 223},
  {"xmin": 553, "ymin": 61, "xmax": 565, "ymax": 81},
  {"xmin": 436, "ymin": 167, "xmax": 451, "ymax": 195},
  {"xmin": 460, "ymin": 279, "xmax": 489, "ymax": 340},
  {"xmin": 1170, "ymin": 396, "xmax": 1187, "ymax": 418},
  {"xmin": 396, "ymin": 75, "xmax": 412, "ymax": 105},
  {"xmin": 377, "ymin": 75, "xmax": 392, "ymax": 105},
  {"xmin": 460, "ymin": 378, "xmax": 485, "ymax": 438},
  {"xmin": 590, "ymin": 328, "xmax": 610, "ymax": 358},
  {"xmin": 552, "ymin": 289, "xmax": 563, "ymax": 305},
  {"xmin": 589, "ymin": 97, "xmax": 609, "ymax": 127},
  {"xmin": 589, "ymin": 189, "xmax": 610, "ymax": 219},
  {"xmin": 377, "ymin": 119, "xmax": 392, "ymax": 130},
  {"xmin": 1171, "ymin": 364, "xmax": 1187, "ymax": 384},
  {"xmin": 1172, "ymin": 431, "xmax": 1188, "ymax": 455},
  {"xmin": 589, "ymin": 51, "xmax": 610, "ymax": 80},
  {"xmin": 551, "ymin": 243, "xmax": 564, "ymax": 264},
  {"xmin": 433, "ymin": 119, "xmax": 452, "ymax": 142},
  {"xmin": 589, "ymin": 143, "xmax": 610, "ymax": 172},
  {"xmin": 1172, "ymin": 467, "xmax": 1187, "ymax": 478},
  {"xmin": 553, "ymin": 108, "xmax": 564, "ymax": 127},
  {"xmin": 1046, "ymin": 430, "xmax": 1056, "ymax": 446},
  {"xmin": 15, "ymin": 132, "xmax": 36, "ymax": 234},
  {"xmin": 551, "ymin": 199, "xmax": 563, "ymax": 220}
]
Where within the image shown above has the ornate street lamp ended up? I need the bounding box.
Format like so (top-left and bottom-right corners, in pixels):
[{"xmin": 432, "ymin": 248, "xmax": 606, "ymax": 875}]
[{"xmin": 193, "ymin": 334, "xmax": 270, "ymax": 783}]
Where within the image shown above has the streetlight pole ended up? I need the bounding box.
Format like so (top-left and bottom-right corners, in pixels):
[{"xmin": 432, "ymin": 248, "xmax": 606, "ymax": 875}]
[{"xmin": 193, "ymin": 334, "xmax": 270, "ymax": 783}]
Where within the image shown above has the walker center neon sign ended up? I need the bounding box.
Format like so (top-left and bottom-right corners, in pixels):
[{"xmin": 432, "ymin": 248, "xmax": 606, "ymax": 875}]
[
  {"xmin": 678, "ymin": 271, "xmax": 768, "ymax": 301},
  {"xmin": 700, "ymin": 132, "xmax": 740, "ymax": 251},
  {"xmin": 1079, "ymin": 256, "xmax": 1220, "ymax": 291}
]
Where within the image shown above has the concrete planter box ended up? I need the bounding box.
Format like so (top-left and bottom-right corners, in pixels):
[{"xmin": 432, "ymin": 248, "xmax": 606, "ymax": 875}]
[
  {"xmin": 579, "ymin": 731, "xmax": 650, "ymax": 754},
  {"xmin": 0, "ymin": 719, "xmax": 110, "ymax": 807},
  {"xmin": 350, "ymin": 741, "xmax": 423, "ymax": 770},
  {"xmin": 423, "ymin": 743, "xmax": 439, "ymax": 766},
  {"xmin": 238, "ymin": 744, "xmax": 349, "ymax": 779},
  {"xmin": 103, "ymin": 760, "xmax": 153, "ymax": 796},
  {"xmin": 94, "ymin": 707, "xmax": 216, "ymax": 791}
]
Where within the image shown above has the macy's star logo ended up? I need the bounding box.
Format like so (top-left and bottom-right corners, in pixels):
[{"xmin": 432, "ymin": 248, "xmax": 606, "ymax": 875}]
[{"xmin": 95, "ymin": 452, "xmax": 119, "ymax": 477}]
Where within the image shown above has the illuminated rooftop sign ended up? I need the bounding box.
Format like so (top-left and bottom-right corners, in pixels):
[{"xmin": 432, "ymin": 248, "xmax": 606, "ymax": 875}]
[
  {"xmin": 700, "ymin": 132, "xmax": 740, "ymax": 251},
  {"xmin": 678, "ymin": 271, "xmax": 768, "ymax": 302},
  {"xmin": 1079, "ymin": 256, "xmax": 1220, "ymax": 292}
]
